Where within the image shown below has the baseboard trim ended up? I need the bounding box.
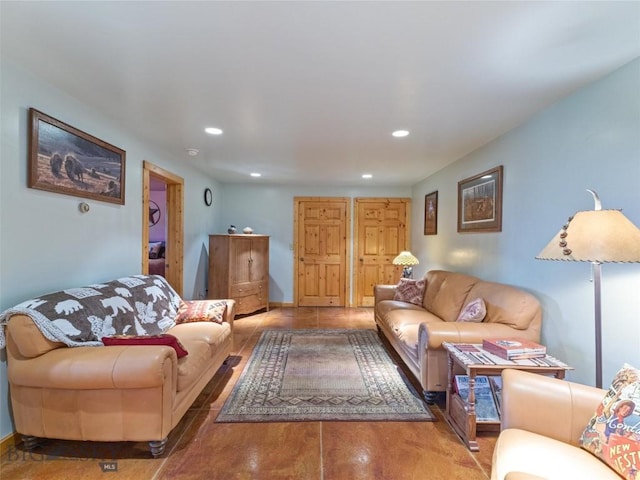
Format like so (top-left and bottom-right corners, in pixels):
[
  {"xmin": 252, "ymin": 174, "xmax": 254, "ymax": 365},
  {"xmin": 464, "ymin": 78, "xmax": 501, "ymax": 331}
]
[
  {"xmin": 268, "ymin": 302, "xmax": 294, "ymax": 308},
  {"xmin": 1, "ymin": 431, "xmax": 18, "ymax": 456}
]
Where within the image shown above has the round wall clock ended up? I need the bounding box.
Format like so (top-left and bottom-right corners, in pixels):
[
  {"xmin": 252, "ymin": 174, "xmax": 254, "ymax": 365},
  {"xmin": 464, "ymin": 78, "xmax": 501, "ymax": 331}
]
[{"xmin": 204, "ymin": 188, "xmax": 212, "ymax": 206}]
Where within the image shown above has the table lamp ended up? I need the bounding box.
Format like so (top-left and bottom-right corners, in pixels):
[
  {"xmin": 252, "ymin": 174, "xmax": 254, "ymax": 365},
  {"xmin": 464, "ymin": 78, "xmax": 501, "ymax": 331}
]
[
  {"xmin": 393, "ymin": 251, "xmax": 420, "ymax": 279},
  {"xmin": 536, "ymin": 190, "xmax": 640, "ymax": 388}
]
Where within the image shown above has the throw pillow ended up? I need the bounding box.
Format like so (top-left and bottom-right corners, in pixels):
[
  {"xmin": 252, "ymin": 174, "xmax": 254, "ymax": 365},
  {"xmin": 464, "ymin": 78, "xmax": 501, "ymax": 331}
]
[
  {"xmin": 456, "ymin": 298, "xmax": 487, "ymax": 322},
  {"xmin": 149, "ymin": 242, "xmax": 162, "ymax": 259},
  {"xmin": 579, "ymin": 363, "xmax": 640, "ymax": 480},
  {"xmin": 175, "ymin": 300, "xmax": 227, "ymax": 324},
  {"xmin": 393, "ymin": 278, "xmax": 426, "ymax": 306},
  {"xmin": 102, "ymin": 334, "xmax": 188, "ymax": 358}
]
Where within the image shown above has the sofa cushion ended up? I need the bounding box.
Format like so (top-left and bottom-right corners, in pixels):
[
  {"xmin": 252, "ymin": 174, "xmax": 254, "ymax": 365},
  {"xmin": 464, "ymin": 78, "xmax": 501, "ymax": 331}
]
[
  {"xmin": 176, "ymin": 339, "xmax": 213, "ymax": 392},
  {"xmin": 464, "ymin": 281, "xmax": 541, "ymax": 330},
  {"xmin": 456, "ymin": 298, "xmax": 486, "ymax": 322},
  {"xmin": 423, "ymin": 270, "xmax": 478, "ymax": 322},
  {"xmin": 493, "ymin": 428, "xmax": 619, "ymax": 479},
  {"xmin": 169, "ymin": 321, "xmax": 232, "ymax": 351},
  {"xmin": 376, "ymin": 299, "xmax": 426, "ymax": 320},
  {"xmin": 579, "ymin": 363, "xmax": 640, "ymax": 480},
  {"xmin": 393, "ymin": 278, "xmax": 426, "ymax": 305}
]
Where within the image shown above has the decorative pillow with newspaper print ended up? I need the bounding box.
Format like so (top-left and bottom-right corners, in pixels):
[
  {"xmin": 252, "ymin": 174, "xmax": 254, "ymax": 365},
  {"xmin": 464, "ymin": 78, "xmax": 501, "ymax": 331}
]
[{"xmin": 579, "ymin": 363, "xmax": 640, "ymax": 480}]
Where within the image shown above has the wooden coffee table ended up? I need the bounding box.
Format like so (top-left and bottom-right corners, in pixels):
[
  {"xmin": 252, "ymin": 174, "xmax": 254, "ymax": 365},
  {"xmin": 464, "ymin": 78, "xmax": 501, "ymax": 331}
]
[{"xmin": 442, "ymin": 341, "xmax": 572, "ymax": 452}]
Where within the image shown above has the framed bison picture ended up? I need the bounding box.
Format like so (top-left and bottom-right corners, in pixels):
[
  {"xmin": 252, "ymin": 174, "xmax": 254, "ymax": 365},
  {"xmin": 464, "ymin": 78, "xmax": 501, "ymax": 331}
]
[{"xmin": 28, "ymin": 108, "xmax": 126, "ymax": 205}]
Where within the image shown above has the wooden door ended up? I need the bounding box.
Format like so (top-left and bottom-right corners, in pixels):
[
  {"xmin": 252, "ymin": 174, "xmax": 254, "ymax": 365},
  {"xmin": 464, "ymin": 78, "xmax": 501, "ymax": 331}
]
[
  {"xmin": 294, "ymin": 197, "xmax": 350, "ymax": 307},
  {"xmin": 354, "ymin": 198, "xmax": 411, "ymax": 307}
]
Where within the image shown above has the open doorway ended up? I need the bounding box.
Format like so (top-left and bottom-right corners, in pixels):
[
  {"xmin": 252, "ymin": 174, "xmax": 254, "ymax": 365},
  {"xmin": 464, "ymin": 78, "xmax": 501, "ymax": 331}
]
[
  {"xmin": 148, "ymin": 177, "xmax": 167, "ymax": 276},
  {"xmin": 142, "ymin": 161, "xmax": 184, "ymax": 296}
]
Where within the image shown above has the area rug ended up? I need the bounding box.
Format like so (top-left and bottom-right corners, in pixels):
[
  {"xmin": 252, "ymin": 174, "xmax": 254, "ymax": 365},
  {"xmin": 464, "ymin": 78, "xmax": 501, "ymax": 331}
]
[{"xmin": 216, "ymin": 329, "xmax": 435, "ymax": 422}]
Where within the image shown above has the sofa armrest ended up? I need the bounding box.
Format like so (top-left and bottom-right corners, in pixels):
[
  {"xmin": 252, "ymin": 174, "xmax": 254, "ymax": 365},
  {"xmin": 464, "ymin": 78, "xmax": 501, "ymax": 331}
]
[
  {"xmin": 224, "ymin": 299, "xmax": 236, "ymax": 327},
  {"xmin": 419, "ymin": 321, "xmax": 534, "ymax": 350},
  {"xmin": 374, "ymin": 285, "xmax": 397, "ymax": 303},
  {"xmin": 7, "ymin": 342, "xmax": 177, "ymax": 391},
  {"xmin": 501, "ymin": 369, "xmax": 606, "ymax": 446}
]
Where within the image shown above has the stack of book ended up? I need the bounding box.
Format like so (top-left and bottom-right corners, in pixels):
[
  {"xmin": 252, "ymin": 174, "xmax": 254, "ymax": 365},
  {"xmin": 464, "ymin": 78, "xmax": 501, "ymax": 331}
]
[{"xmin": 482, "ymin": 337, "xmax": 546, "ymax": 360}]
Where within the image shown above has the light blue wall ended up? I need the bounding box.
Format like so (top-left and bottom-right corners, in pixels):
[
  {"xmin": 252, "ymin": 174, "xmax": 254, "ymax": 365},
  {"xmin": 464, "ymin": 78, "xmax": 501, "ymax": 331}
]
[
  {"xmin": 410, "ymin": 59, "xmax": 640, "ymax": 387},
  {"xmin": 216, "ymin": 185, "xmax": 411, "ymax": 304},
  {"xmin": 0, "ymin": 61, "xmax": 222, "ymax": 438}
]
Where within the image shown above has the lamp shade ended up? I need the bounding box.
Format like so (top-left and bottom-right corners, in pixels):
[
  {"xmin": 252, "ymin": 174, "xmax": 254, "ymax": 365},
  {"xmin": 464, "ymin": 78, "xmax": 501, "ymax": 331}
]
[
  {"xmin": 392, "ymin": 251, "xmax": 419, "ymax": 266},
  {"xmin": 536, "ymin": 209, "xmax": 640, "ymax": 263}
]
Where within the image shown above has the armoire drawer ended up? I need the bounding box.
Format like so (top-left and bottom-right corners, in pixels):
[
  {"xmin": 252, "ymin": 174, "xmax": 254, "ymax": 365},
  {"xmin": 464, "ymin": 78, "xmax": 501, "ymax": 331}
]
[
  {"xmin": 235, "ymin": 294, "xmax": 267, "ymax": 315},
  {"xmin": 230, "ymin": 281, "xmax": 266, "ymax": 298}
]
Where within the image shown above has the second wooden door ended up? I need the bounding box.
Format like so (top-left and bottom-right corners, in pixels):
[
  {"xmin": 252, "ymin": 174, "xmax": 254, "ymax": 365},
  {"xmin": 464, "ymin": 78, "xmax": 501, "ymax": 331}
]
[{"xmin": 354, "ymin": 198, "xmax": 411, "ymax": 307}]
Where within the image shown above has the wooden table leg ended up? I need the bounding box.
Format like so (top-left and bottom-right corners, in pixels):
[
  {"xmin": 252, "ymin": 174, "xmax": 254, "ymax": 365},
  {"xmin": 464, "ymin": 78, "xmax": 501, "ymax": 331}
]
[{"xmin": 466, "ymin": 370, "xmax": 479, "ymax": 451}]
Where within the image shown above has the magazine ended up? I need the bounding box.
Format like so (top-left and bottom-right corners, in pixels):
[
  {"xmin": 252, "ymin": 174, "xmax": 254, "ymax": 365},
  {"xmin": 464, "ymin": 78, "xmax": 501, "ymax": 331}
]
[
  {"xmin": 454, "ymin": 375, "xmax": 500, "ymax": 421},
  {"xmin": 489, "ymin": 376, "xmax": 503, "ymax": 415}
]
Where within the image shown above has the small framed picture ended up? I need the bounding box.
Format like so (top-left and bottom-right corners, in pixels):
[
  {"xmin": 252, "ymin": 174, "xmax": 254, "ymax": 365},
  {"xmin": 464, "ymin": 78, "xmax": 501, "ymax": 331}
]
[
  {"xmin": 457, "ymin": 166, "xmax": 503, "ymax": 233},
  {"xmin": 28, "ymin": 108, "xmax": 126, "ymax": 205},
  {"xmin": 424, "ymin": 191, "xmax": 438, "ymax": 235}
]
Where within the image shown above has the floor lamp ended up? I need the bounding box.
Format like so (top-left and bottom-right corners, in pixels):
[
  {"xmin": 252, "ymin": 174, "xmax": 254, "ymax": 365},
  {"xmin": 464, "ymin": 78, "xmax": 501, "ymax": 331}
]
[
  {"xmin": 536, "ymin": 190, "xmax": 640, "ymax": 388},
  {"xmin": 393, "ymin": 251, "xmax": 419, "ymax": 279}
]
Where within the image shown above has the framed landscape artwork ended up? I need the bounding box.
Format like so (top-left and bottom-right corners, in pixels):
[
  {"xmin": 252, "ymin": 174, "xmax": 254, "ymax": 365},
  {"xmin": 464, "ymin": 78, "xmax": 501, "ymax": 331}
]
[
  {"xmin": 457, "ymin": 166, "xmax": 503, "ymax": 233},
  {"xmin": 28, "ymin": 108, "xmax": 126, "ymax": 205},
  {"xmin": 424, "ymin": 190, "xmax": 438, "ymax": 235}
]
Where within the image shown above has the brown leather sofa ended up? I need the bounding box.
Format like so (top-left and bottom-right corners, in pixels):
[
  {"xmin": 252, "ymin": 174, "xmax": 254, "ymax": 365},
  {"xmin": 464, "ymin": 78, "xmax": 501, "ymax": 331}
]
[
  {"xmin": 492, "ymin": 369, "xmax": 616, "ymax": 479},
  {"xmin": 3, "ymin": 277, "xmax": 235, "ymax": 457},
  {"xmin": 374, "ymin": 270, "xmax": 542, "ymax": 402}
]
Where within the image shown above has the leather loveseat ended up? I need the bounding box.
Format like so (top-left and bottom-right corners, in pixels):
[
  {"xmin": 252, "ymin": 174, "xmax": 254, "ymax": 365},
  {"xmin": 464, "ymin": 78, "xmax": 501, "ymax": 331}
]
[
  {"xmin": 374, "ymin": 270, "xmax": 542, "ymax": 402},
  {"xmin": 0, "ymin": 275, "xmax": 235, "ymax": 457},
  {"xmin": 491, "ymin": 369, "xmax": 617, "ymax": 479}
]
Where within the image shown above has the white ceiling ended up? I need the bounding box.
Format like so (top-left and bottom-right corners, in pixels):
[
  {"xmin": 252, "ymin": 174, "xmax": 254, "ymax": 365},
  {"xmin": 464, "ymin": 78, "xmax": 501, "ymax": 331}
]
[{"xmin": 2, "ymin": 1, "xmax": 639, "ymax": 186}]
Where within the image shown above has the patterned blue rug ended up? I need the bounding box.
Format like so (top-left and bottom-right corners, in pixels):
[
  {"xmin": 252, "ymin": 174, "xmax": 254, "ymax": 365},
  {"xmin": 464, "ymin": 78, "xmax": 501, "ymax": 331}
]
[{"xmin": 216, "ymin": 329, "xmax": 435, "ymax": 422}]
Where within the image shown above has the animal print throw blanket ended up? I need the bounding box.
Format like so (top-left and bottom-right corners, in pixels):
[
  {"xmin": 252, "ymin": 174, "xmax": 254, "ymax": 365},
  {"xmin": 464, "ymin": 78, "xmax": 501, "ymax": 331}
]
[{"xmin": 0, "ymin": 275, "xmax": 181, "ymax": 349}]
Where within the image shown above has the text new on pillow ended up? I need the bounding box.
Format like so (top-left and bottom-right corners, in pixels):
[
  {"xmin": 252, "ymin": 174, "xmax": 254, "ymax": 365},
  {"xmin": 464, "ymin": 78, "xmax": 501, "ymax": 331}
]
[{"xmin": 579, "ymin": 363, "xmax": 640, "ymax": 480}]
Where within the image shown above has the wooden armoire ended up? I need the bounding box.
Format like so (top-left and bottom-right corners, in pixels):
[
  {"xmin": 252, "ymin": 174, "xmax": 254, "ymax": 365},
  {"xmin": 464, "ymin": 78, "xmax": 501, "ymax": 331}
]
[{"xmin": 207, "ymin": 234, "xmax": 269, "ymax": 315}]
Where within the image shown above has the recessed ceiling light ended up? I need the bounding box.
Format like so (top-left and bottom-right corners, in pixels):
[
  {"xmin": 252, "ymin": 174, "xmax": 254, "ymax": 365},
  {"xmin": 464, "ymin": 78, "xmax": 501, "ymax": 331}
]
[
  {"xmin": 205, "ymin": 127, "xmax": 223, "ymax": 135},
  {"xmin": 362, "ymin": 174, "xmax": 373, "ymax": 179},
  {"xmin": 250, "ymin": 172, "xmax": 261, "ymax": 177},
  {"xmin": 392, "ymin": 130, "xmax": 409, "ymax": 137}
]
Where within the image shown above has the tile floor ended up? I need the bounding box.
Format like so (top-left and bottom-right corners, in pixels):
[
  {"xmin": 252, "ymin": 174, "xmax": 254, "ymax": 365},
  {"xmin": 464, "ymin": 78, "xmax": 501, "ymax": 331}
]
[{"xmin": 0, "ymin": 307, "xmax": 497, "ymax": 479}]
